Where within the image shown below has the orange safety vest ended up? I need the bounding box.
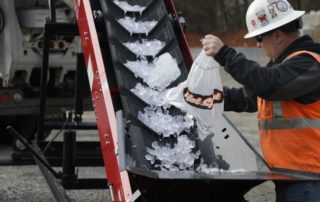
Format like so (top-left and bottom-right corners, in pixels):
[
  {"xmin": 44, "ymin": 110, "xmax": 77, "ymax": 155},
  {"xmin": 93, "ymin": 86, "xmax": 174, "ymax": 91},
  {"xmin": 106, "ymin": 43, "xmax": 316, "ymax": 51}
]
[{"xmin": 258, "ymin": 50, "xmax": 320, "ymax": 174}]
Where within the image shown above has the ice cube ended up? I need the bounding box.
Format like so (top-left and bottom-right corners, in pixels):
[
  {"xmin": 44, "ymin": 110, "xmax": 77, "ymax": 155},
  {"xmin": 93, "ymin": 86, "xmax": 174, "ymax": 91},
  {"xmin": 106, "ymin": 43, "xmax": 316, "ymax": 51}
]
[
  {"xmin": 117, "ymin": 17, "xmax": 157, "ymax": 35},
  {"xmin": 125, "ymin": 60, "xmax": 154, "ymax": 81},
  {"xmin": 123, "ymin": 39, "xmax": 165, "ymax": 57},
  {"xmin": 138, "ymin": 107, "xmax": 194, "ymax": 137},
  {"xmin": 145, "ymin": 154, "xmax": 155, "ymax": 164},
  {"xmin": 145, "ymin": 133, "xmax": 200, "ymax": 171},
  {"xmin": 113, "ymin": 0, "xmax": 146, "ymax": 14},
  {"xmin": 146, "ymin": 53, "xmax": 181, "ymax": 90},
  {"xmin": 131, "ymin": 83, "xmax": 168, "ymax": 106}
]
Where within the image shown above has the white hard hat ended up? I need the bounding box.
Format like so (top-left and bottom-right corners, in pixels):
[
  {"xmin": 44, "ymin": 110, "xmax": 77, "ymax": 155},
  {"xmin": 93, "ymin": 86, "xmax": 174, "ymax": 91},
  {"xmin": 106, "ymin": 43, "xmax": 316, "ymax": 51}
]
[{"xmin": 244, "ymin": 0, "xmax": 305, "ymax": 38}]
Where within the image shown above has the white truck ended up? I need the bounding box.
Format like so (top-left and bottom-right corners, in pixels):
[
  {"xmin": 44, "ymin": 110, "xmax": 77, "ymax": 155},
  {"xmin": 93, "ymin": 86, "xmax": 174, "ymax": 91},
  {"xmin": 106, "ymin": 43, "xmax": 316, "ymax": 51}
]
[{"xmin": 0, "ymin": 0, "xmax": 84, "ymax": 145}]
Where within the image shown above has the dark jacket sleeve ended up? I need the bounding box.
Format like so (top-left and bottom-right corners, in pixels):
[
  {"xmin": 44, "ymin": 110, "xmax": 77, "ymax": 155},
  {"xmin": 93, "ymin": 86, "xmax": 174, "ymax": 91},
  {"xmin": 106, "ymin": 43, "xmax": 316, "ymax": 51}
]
[
  {"xmin": 215, "ymin": 45, "xmax": 320, "ymax": 102},
  {"xmin": 223, "ymin": 87, "xmax": 257, "ymax": 112}
]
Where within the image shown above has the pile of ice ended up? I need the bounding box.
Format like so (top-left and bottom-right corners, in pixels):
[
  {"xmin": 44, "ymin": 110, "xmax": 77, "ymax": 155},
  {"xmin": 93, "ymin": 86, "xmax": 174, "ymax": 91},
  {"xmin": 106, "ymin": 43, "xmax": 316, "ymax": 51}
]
[
  {"xmin": 131, "ymin": 83, "xmax": 169, "ymax": 107},
  {"xmin": 145, "ymin": 135, "xmax": 200, "ymax": 170},
  {"xmin": 125, "ymin": 53, "xmax": 181, "ymax": 90},
  {"xmin": 138, "ymin": 107, "xmax": 194, "ymax": 137},
  {"xmin": 113, "ymin": 0, "xmax": 146, "ymax": 14},
  {"xmin": 125, "ymin": 59, "xmax": 154, "ymax": 80},
  {"xmin": 123, "ymin": 39, "xmax": 165, "ymax": 57},
  {"xmin": 117, "ymin": 17, "xmax": 157, "ymax": 35},
  {"xmin": 146, "ymin": 53, "xmax": 181, "ymax": 90}
]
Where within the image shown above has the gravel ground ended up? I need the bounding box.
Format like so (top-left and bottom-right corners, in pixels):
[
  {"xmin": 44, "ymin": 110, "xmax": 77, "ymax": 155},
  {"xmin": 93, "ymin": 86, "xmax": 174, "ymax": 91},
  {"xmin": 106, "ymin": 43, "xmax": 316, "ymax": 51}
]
[
  {"xmin": 0, "ymin": 166, "xmax": 109, "ymax": 202},
  {"xmin": 0, "ymin": 47, "xmax": 276, "ymax": 202}
]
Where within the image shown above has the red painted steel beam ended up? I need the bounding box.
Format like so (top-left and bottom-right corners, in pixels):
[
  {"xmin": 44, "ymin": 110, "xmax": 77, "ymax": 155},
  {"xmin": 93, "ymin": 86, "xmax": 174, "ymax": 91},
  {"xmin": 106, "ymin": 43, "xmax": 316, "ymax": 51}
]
[{"xmin": 72, "ymin": 1, "xmax": 132, "ymax": 201}]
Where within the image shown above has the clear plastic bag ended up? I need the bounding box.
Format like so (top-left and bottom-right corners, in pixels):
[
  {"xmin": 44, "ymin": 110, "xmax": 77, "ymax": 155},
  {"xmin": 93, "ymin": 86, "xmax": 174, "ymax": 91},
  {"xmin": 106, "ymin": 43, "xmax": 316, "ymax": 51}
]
[{"xmin": 165, "ymin": 50, "xmax": 224, "ymax": 137}]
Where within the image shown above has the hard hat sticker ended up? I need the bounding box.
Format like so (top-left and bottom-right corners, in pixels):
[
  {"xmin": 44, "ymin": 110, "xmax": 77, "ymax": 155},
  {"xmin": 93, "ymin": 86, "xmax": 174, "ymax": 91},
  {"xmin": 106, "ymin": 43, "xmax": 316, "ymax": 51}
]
[
  {"xmin": 256, "ymin": 8, "xmax": 269, "ymax": 26},
  {"xmin": 276, "ymin": 1, "xmax": 288, "ymax": 12},
  {"xmin": 251, "ymin": 19, "xmax": 257, "ymax": 27},
  {"xmin": 183, "ymin": 88, "xmax": 224, "ymax": 110},
  {"xmin": 268, "ymin": 4, "xmax": 278, "ymax": 18}
]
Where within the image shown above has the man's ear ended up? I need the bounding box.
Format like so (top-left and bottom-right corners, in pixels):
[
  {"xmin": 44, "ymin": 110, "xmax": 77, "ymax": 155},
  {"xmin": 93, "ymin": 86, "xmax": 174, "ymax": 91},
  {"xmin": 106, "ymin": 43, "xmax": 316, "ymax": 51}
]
[{"xmin": 273, "ymin": 30, "xmax": 284, "ymax": 44}]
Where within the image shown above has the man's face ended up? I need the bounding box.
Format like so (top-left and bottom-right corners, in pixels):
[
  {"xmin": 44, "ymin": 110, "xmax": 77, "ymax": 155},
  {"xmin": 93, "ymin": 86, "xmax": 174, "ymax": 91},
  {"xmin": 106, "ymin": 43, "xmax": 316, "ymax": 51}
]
[{"xmin": 256, "ymin": 31, "xmax": 276, "ymax": 59}]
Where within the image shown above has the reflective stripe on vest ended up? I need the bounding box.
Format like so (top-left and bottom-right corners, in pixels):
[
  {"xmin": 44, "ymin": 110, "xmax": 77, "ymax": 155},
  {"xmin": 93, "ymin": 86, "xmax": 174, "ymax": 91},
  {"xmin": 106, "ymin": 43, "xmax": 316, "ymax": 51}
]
[
  {"xmin": 286, "ymin": 50, "xmax": 320, "ymax": 63},
  {"xmin": 259, "ymin": 117, "xmax": 320, "ymax": 130}
]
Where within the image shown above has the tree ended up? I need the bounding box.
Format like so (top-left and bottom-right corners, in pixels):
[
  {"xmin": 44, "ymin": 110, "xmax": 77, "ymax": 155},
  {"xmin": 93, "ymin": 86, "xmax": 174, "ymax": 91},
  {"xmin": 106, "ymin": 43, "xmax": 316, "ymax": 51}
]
[{"xmin": 173, "ymin": 0, "xmax": 320, "ymax": 33}]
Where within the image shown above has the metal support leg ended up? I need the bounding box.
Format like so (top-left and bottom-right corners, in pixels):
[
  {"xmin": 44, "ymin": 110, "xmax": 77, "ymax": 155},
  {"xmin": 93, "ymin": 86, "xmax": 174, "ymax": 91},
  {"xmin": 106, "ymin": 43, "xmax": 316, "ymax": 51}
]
[
  {"xmin": 49, "ymin": 0, "xmax": 56, "ymax": 22},
  {"xmin": 37, "ymin": 23, "xmax": 50, "ymax": 143},
  {"xmin": 74, "ymin": 53, "xmax": 85, "ymax": 124},
  {"xmin": 62, "ymin": 131, "xmax": 77, "ymax": 183}
]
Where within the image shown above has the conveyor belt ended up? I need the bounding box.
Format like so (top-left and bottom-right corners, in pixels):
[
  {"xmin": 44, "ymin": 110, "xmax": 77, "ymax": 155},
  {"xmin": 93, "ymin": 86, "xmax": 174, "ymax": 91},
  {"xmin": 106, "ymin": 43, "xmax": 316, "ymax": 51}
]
[
  {"xmin": 100, "ymin": 0, "xmax": 194, "ymax": 168},
  {"xmin": 99, "ymin": 0, "xmax": 256, "ymax": 170}
]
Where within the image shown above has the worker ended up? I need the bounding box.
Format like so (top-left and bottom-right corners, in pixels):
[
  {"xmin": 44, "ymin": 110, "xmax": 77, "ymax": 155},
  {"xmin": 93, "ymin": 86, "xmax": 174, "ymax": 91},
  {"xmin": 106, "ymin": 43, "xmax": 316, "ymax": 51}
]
[{"xmin": 201, "ymin": 0, "xmax": 320, "ymax": 201}]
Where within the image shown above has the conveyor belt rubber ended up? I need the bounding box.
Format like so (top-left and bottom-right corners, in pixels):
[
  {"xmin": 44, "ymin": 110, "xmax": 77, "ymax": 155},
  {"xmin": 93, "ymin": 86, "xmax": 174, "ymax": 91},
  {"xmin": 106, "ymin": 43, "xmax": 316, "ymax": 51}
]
[{"xmin": 101, "ymin": 0, "xmax": 189, "ymax": 144}]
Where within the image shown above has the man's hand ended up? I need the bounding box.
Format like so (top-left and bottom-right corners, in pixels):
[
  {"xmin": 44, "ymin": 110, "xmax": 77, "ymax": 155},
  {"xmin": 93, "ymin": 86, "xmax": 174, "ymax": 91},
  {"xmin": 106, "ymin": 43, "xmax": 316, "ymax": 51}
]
[{"xmin": 201, "ymin": 34, "xmax": 224, "ymax": 57}]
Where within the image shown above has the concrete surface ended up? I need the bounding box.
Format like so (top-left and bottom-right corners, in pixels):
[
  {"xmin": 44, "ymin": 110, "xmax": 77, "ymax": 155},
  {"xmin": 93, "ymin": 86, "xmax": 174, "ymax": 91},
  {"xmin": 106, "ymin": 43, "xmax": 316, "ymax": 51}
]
[{"xmin": 0, "ymin": 47, "xmax": 276, "ymax": 202}]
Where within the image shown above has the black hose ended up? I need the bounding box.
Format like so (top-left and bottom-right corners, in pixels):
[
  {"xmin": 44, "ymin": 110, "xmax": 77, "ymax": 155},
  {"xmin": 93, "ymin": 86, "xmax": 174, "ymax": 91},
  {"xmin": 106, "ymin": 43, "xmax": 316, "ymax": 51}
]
[{"xmin": 0, "ymin": 7, "xmax": 4, "ymax": 34}]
